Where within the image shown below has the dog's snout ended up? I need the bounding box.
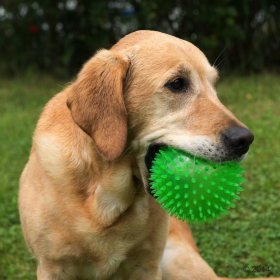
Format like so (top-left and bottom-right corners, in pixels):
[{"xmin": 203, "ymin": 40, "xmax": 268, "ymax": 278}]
[{"xmin": 222, "ymin": 126, "xmax": 254, "ymax": 156}]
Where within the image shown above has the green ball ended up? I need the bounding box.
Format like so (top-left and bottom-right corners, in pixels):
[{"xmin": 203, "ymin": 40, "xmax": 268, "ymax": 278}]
[{"xmin": 150, "ymin": 147, "xmax": 244, "ymax": 222}]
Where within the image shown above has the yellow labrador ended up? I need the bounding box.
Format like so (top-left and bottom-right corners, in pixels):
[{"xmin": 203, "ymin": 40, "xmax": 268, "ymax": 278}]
[{"xmin": 19, "ymin": 30, "xmax": 277, "ymax": 280}]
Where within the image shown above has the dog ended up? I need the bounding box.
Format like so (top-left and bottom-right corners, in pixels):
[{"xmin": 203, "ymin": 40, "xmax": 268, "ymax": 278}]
[{"xmin": 19, "ymin": 30, "xmax": 278, "ymax": 280}]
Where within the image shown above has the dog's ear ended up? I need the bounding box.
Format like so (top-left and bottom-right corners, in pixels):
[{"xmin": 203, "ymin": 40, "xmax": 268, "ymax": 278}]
[{"xmin": 67, "ymin": 50, "xmax": 130, "ymax": 161}]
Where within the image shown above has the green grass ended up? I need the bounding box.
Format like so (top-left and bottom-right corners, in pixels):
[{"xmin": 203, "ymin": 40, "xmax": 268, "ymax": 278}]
[
  {"xmin": 0, "ymin": 73, "xmax": 279, "ymax": 279},
  {"xmin": 0, "ymin": 74, "xmax": 66, "ymax": 279}
]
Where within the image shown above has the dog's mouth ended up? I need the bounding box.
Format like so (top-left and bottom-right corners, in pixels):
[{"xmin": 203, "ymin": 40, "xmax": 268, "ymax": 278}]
[
  {"xmin": 143, "ymin": 142, "xmax": 245, "ymax": 196},
  {"xmin": 144, "ymin": 143, "xmax": 168, "ymax": 173},
  {"xmin": 144, "ymin": 143, "xmax": 168, "ymax": 196}
]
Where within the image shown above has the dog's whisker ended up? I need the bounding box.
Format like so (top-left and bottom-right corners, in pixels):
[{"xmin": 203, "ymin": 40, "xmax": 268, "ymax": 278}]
[{"xmin": 212, "ymin": 47, "xmax": 226, "ymax": 68}]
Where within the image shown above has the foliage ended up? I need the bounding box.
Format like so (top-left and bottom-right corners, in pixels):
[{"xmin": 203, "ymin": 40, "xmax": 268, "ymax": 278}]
[
  {"xmin": 0, "ymin": 1, "xmax": 279, "ymax": 76},
  {"xmin": 0, "ymin": 73, "xmax": 279, "ymax": 278}
]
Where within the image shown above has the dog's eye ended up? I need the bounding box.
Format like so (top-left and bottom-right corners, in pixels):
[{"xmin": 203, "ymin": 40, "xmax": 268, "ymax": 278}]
[{"xmin": 166, "ymin": 78, "xmax": 188, "ymax": 93}]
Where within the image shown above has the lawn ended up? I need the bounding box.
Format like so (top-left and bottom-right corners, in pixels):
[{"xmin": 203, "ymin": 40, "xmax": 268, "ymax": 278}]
[{"xmin": 0, "ymin": 73, "xmax": 279, "ymax": 279}]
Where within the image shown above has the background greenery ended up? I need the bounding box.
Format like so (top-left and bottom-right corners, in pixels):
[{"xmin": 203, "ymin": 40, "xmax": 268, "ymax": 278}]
[
  {"xmin": 1, "ymin": 0, "xmax": 280, "ymax": 76},
  {"xmin": 0, "ymin": 74, "xmax": 279, "ymax": 279}
]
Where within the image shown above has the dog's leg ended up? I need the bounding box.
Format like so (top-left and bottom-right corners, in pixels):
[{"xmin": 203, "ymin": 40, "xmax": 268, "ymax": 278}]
[
  {"xmin": 162, "ymin": 217, "xmax": 280, "ymax": 280},
  {"xmin": 112, "ymin": 208, "xmax": 168, "ymax": 280},
  {"xmin": 37, "ymin": 264, "xmax": 57, "ymax": 280},
  {"xmin": 126, "ymin": 265, "xmax": 162, "ymax": 280},
  {"xmin": 161, "ymin": 216, "xmax": 219, "ymax": 280},
  {"xmin": 37, "ymin": 259, "xmax": 76, "ymax": 280}
]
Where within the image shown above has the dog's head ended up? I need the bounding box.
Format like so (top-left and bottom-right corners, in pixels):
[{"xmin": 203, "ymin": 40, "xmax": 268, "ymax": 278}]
[{"xmin": 67, "ymin": 30, "xmax": 254, "ymax": 191}]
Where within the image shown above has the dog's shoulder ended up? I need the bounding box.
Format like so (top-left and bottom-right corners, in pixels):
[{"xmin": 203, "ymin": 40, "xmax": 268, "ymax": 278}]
[{"xmin": 30, "ymin": 86, "xmax": 98, "ymax": 185}]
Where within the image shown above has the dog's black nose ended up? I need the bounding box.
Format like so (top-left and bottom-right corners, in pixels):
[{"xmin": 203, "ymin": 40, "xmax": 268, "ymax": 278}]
[{"xmin": 222, "ymin": 126, "xmax": 254, "ymax": 156}]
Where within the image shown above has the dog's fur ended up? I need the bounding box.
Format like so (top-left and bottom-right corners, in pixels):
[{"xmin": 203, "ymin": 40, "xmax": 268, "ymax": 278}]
[{"xmin": 19, "ymin": 30, "xmax": 278, "ymax": 280}]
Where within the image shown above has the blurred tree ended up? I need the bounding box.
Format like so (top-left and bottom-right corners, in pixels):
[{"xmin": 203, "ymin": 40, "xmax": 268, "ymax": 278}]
[{"xmin": 0, "ymin": 0, "xmax": 279, "ymax": 76}]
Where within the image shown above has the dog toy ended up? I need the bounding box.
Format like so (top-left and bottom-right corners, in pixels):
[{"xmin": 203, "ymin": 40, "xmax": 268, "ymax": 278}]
[{"xmin": 150, "ymin": 147, "xmax": 244, "ymax": 222}]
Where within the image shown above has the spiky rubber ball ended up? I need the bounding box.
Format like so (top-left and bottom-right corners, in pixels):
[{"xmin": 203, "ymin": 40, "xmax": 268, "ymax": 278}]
[{"xmin": 150, "ymin": 147, "xmax": 244, "ymax": 222}]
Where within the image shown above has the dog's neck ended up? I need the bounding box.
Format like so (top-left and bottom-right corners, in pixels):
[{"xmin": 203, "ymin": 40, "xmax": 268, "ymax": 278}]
[{"xmin": 84, "ymin": 150, "xmax": 147, "ymax": 228}]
